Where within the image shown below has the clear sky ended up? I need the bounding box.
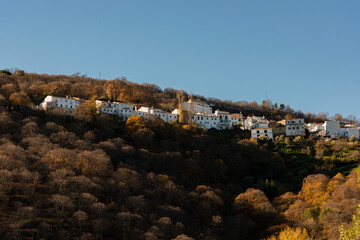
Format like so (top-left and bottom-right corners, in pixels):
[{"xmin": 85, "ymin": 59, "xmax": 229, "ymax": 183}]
[{"xmin": 1, "ymin": 0, "xmax": 360, "ymax": 119}]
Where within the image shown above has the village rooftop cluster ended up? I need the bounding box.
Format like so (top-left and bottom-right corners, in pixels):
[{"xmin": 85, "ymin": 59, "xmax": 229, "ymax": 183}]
[{"xmin": 39, "ymin": 95, "xmax": 360, "ymax": 140}]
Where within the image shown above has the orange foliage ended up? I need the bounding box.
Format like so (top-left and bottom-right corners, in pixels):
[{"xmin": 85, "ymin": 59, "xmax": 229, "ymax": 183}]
[{"xmin": 299, "ymin": 174, "xmax": 330, "ymax": 206}]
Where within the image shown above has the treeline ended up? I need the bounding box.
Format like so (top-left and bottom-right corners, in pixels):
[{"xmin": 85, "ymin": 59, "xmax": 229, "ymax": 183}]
[{"xmin": 0, "ymin": 70, "xmax": 333, "ymax": 122}]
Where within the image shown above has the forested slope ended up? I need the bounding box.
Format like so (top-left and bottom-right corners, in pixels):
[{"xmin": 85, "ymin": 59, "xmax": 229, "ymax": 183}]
[{"xmin": 0, "ymin": 71, "xmax": 360, "ymax": 239}]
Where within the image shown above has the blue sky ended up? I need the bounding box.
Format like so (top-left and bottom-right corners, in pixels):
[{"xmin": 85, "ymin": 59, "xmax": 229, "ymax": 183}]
[{"xmin": 1, "ymin": 1, "xmax": 360, "ymax": 119}]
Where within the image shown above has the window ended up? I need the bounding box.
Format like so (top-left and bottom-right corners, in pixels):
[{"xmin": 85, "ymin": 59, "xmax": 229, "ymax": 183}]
[
  {"xmin": 264, "ymin": 130, "xmax": 267, "ymax": 133},
  {"xmin": 293, "ymin": 127, "xmax": 295, "ymax": 129},
  {"xmin": 288, "ymin": 127, "xmax": 291, "ymax": 130},
  {"xmin": 60, "ymin": 104, "xmax": 62, "ymax": 107},
  {"xmin": 265, "ymin": 134, "xmax": 268, "ymax": 137},
  {"xmin": 297, "ymin": 127, "xmax": 299, "ymax": 129},
  {"xmin": 257, "ymin": 130, "xmax": 260, "ymax": 133}
]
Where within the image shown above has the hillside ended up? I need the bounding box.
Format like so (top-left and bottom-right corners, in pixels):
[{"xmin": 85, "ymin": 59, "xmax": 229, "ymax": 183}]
[{"xmin": 0, "ymin": 70, "xmax": 360, "ymax": 239}]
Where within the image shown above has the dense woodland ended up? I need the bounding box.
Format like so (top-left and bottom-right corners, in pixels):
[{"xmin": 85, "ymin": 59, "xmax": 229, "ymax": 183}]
[{"xmin": 0, "ymin": 70, "xmax": 360, "ymax": 239}]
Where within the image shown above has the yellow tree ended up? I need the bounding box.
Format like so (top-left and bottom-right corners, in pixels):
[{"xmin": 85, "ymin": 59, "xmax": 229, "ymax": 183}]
[
  {"xmin": 267, "ymin": 227, "xmax": 312, "ymax": 240},
  {"xmin": 125, "ymin": 115, "xmax": 145, "ymax": 134}
]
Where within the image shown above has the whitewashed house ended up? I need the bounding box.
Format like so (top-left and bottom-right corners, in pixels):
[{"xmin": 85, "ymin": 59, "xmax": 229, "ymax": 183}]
[
  {"xmin": 192, "ymin": 113, "xmax": 219, "ymax": 129},
  {"xmin": 136, "ymin": 107, "xmax": 178, "ymax": 123},
  {"xmin": 182, "ymin": 99, "xmax": 212, "ymax": 114},
  {"xmin": 117, "ymin": 103, "xmax": 135, "ymax": 120},
  {"xmin": 214, "ymin": 110, "xmax": 231, "ymax": 130},
  {"xmin": 95, "ymin": 101, "xmax": 118, "ymax": 115},
  {"xmin": 39, "ymin": 95, "xmax": 83, "ymax": 115},
  {"xmin": 306, "ymin": 123, "xmax": 325, "ymax": 132},
  {"xmin": 343, "ymin": 128, "xmax": 360, "ymax": 139},
  {"xmin": 230, "ymin": 113, "xmax": 244, "ymax": 128},
  {"xmin": 284, "ymin": 119, "xmax": 305, "ymax": 136},
  {"xmin": 95, "ymin": 100, "xmax": 135, "ymax": 120},
  {"xmin": 190, "ymin": 110, "xmax": 232, "ymax": 130},
  {"xmin": 136, "ymin": 107, "xmax": 167, "ymax": 122},
  {"xmin": 323, "ymin": 120, "xmax": 341, "ymax": 138},
  {"xmin": 251, "ymin": 128, "xmax": 273, "ymax": 141},
  {"xmin": 167, "ymin": 113, "xmax": 179, "ymax": 122},
  {"xmin": 244, "ymin": 116, "xmax": 269, "ymax": 130}
]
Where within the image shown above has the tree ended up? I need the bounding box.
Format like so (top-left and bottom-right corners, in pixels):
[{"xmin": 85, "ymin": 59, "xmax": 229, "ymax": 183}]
[
  {"xmin": 9, "ymin": 91, "xmax": 31, "ymax": 106},
  {"xmin": 125, "ymin": 115, "xmax": 145, "ymax": 134},
  {"xmin": 14, "ymin": 70, "xmax": 25, "ymax": 76},
  {"xmin": 50, "ymin": 194, "xmax": 73, "ymax": 217},
  {"xmin": 279, "ymin": 104, "xmax": 285, "ymax": 111},
  {"xmin": 0, "ymin": 69, "xmax": 11, "ymax": 75},
  {"xmin": 299, "ymin": 174, "xmax": 329, "ymax": 206},
  {"xmin": 267, "ymin": 227, "xmax": 311, "ymax": 240},
  {"xmin": 75, "ymin": 150, "xmax": 112, "ymax": 177},
  {"xmin": 339, "ymin": 204, "xmax": 360, "ymax": 240},
  {"xmin": 333, "ymin": 113, "xmax": 343, "ymax": 121},
  {"xmin": 285, "ymin": 114, "xmax": 295, "ymax": 120},
  {"xmin": 75, "ymin": 99, "xmax": 97, "ymax": 115}
]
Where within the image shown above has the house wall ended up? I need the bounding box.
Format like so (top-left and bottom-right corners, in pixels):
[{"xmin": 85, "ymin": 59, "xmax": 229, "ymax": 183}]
[
  {"xmin": 40, "ymin": 96, "xmax": 80, "ymax": 115},
  {"xmin": 182, "ymin": 100, "xmax": 212, "ymax": 114},
  {"xmin": 324, "ymin": 121, "xmax": 341, "ymax": 137},
  {"xmin": 251, "ymin": 128, "xmax": 274, "ymax": 140},
  {"xmin": 285, "ymin": 119, "xmax": 305, "ymax": 136}
]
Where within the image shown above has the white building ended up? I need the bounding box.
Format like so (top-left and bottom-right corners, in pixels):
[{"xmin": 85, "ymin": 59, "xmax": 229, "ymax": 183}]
[
  {"xmin": 136, "ymin": 107, "xmax": 178, "ymax": 123},
  {"xmin": 323, "ymin": 120, "xmax": 341, "ymax": 138},
  {"xmin": 192, "ymin": 113, "xmax": 219, "ymax": 129},
  {"xmin": 214, "ymin": 110, "xmax": 231, "ymax": 130},
  {"xmin": 244, "ymin": 116, "xmax": 269, "ymax": 130},
  {"xmin": 251, "ymin": 128, "xmax": 273, "ymax": 141},
  {"xmin": 181, "ymin": 99, "xmax": 212, "ymax": 114},
  {"xmin": 343, "ymin": 128, "xmax": 360, "ymax": 139},
  {"xmin": 284, "ymin": 119, "xmax": 305, "ymax": 136},
  {"xmin": 95, "ymin": 101, "xmax": 118, "ymax": 115},
  {"xmin": 306, "ymin": 123, "xmax": 325, "ymax": 132},
  {"xmin": 39, "ymin": 95, "xmax": 83, "ymax": 115},
  {"xmin": 230, "ymin": 113, "xmax": 244, "ymax": 128},
  {"xmin": 95, "ymin": 100, "xmax": 135, "ymax": 120},
  {"xmin": 190, "ymin": 110, "xmax": 232, "ymax": 130}
]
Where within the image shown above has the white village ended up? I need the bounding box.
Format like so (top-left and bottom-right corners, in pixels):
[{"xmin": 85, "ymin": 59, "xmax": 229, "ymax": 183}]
[{"xmin": 39, "ymin": 95, "xmax": 360, "ymax": 141}]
